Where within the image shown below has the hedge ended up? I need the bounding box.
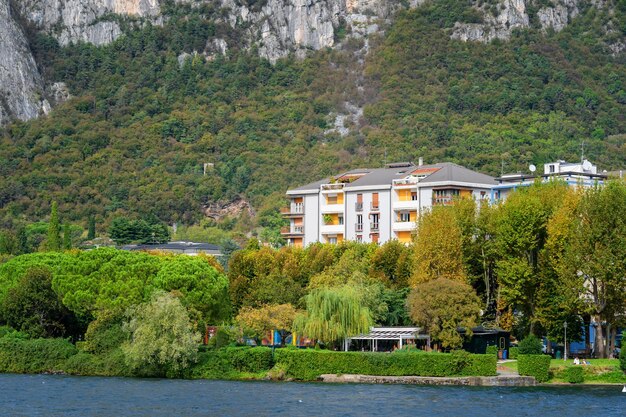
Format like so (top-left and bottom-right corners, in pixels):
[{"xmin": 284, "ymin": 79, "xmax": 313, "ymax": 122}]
[
  {"xmin": 620, "ymin": 347, "xmax": 626, "ymax": 372},
  {"xmin": 486, "ymin": 345, "xmax": 498, "ymax": 355},
  {"xmin": 191, "ymin": 347, "xmax": 274, "ymax": 379},
  {"xmin": 0, "ymin": 337, "xmax": 77, "ymax": 373},
  {"xmin": 563, "ymin": 366, "xmax": 584, "ymax": 384},
  {"xmin": 508, "ymin": 347, "xmax": 519, "ymax": 359},
  {"xmin": 518, "ymin": 354, "xmax": 551, "ymax": 382},
  {"xmin": 273, "ymin": 349, "xmax": 497, "ymax": 381}
]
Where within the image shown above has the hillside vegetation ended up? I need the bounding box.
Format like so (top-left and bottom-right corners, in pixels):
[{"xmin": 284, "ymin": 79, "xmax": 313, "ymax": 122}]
[{"xmin": 0, "ymin": 1, "xmax": 624, "ymax": 236}]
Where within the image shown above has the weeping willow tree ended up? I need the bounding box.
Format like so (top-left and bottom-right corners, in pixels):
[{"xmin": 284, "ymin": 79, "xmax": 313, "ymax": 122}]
[{"xmin": 294, "ymin": 285, "xmax": 373, "ymax": 345}]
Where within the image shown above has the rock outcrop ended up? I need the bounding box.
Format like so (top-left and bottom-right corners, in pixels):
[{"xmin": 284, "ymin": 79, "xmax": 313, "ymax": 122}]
[
  {"xmin": 17, "ymin": 0, "xmax": 160, "ymax": 46},
  {"xmin": 452, "ymin": 0, "xmax": 582, "ymax": 42},
  {"xmin": 0, "ymin": 0, "xmax": 49, "ymax": 124}
]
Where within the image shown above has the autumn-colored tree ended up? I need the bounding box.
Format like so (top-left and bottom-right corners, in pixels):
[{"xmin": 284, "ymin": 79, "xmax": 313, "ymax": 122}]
[
  {"xmin": 410, "ymin": 206, "xmax": 466, "ymax": 286},
  {"xmin": 406, "ymin": 278, "xmax": 482, "ymax": 350},
  {"xmin": 235, "ymin": 303, "xmax": 298, "ymax": 347}
]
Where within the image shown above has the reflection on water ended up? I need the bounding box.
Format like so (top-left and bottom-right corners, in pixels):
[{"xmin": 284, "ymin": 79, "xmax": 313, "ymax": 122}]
[{"xmin": 0, "ymin": 374, "xmax": 624, "ymax": 416}]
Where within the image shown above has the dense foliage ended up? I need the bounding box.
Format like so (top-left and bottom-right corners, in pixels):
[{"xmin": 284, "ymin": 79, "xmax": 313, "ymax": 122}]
[
  {"xmin": 273, "ymin": 349, "xmax": 496, "ymax": 380},
  {"xmin": 518, "ymin": 354, "xmax": 552, "ymax": 382},
  {"xmin": 0, "ymin": 1, "xmax": 624, "ymax": 239}
]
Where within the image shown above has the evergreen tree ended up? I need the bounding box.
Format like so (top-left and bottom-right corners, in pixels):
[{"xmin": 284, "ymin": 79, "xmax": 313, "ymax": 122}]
[
  {"xmin": 63, "ymin": 223, "xmax": 72, "ymax": 250},
  {"xmin": 87, "ymin": 216, "xmax": 96, "ymax": 240},
  {"xmin": 47, "ymin": 201, "xmax": 61, "ymax": 251}
]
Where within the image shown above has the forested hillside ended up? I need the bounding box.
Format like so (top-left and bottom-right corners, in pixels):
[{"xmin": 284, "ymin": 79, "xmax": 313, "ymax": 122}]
[{"xmin": 0, "ymin": 0, "xmax": 625, "ymax": 242}]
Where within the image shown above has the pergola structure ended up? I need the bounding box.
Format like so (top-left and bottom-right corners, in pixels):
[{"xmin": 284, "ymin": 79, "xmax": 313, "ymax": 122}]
[{"xmin": 344, "ymin": 327, "xmax": 431, "ymax": 352}]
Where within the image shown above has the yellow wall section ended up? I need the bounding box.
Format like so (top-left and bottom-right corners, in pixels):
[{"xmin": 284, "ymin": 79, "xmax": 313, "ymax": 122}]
[
  {"xmin": 460, "ymin": 190, "xmax": 472, "ymax": 198},
  {"xmin": 325, "ymin": 213, "xmax": 340, "ymax": 225},
  {"xmin": 397, "ymin": 189, "xmax": 411, "ymax": 201},
  {"xmin": 326, "ymin": 193, "xmax": 344, "ymax": 204},
  {"xmin": 293, "ymin": 238, "xmax": 303, "ymax": 247},
  {"xmin": 410, "ymin": 211, "xmax": 417, "ymax": 222},
  {"xmin": 397, "ymin": 231, "xmax": 411, "ymax": 243},
  {"xmin": 337, "ymin": 234, "xmax": 344, "ymax": 242}
]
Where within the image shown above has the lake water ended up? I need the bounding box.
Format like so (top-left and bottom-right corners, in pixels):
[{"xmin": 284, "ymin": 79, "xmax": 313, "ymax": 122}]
[{"xmin": 0, "ymin": 374, "xmax": 624, "ymax": 416}]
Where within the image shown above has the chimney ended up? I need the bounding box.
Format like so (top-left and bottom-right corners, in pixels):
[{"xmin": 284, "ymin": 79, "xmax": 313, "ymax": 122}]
[{"xmin": 418, "ymin": 157, "xmax": 423, "ymax": 167}]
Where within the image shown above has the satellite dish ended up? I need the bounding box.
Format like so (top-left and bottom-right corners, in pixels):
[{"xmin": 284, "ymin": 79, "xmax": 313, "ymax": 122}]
[
  {"xmin": 582, "ymin": 160, "xmax": 593, "ymax": 171},
  {"xmin": 529, "ymin": 164, "xmax": 536, "ymax": 173}
]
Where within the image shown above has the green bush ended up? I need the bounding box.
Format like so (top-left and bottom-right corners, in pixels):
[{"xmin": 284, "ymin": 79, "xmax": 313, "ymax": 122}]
[
  {"xmin": 273, "ymin": 349, "xmax": 496, "ymax": 381},
  {"xmin": 519, "ymin": 335, "xmax": 543, "ymax": 355},
  {"xmin": 518, "ymin": 354, "xmax": 551, "ymax": 382},
  {"xmin": 508, "ymin": 347, "xmax": 519, "ymax": 359},
  {"xmin": 0, "ymin": 338, "xmax": 77, "ymax": 373},
  {"xmin": 620, "ymin": 347, "xmax": 625, "ymax": 372},
  {"xmin": 563, "ymin": 366, "xmax": 584, "ymax": 384},
  {"xmin": 63, "ymin": 349, "xmax": 134, "ymax": 377},
  {"xmin": 191, "ymin": 347, "xmax": 274, "ymax": 379},
  {"xmin": 486, "ymin": 345, "xmax": 498, "ymax": 355}
]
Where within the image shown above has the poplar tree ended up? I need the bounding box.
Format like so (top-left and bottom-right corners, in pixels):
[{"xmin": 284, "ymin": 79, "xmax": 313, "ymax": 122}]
[
  {"xmin": 47, "ymin": 201, "xmax": 61, "ymax": 251},
  {"xmin": 63, "ymin": 223, "xmax": 72, "ymax": 250}
]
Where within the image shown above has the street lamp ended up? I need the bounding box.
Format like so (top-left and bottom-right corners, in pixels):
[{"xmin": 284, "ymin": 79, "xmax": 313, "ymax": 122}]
[{"xmin": 563, "ymin": 321, "xmax": 567, "ymax": 361}]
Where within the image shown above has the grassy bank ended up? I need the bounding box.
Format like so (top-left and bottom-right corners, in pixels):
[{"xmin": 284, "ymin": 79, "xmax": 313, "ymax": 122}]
[
  {"xmin": 0, "ymin": 338, "xmax": 496, "ymax": 381},
  {"xmin": 499, "ymin": 358, "xmax": 626, "ymax": 384}
]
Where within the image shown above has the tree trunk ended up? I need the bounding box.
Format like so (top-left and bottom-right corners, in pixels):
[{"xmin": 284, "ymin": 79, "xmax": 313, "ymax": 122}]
[
  {"xmin": 584, "ymin": 314, "xmax": 591, "ymax": 355},
  {"xmin": 593, "ymin": 316, "xmax": 605, "ymax": 358}
]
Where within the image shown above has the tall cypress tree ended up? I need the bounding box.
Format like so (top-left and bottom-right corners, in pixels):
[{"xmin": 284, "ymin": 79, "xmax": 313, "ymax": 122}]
[
  {"xmin": 63, "ymin": 223, "xmax": 72, "ymax": 250},
  {"xmin": 47, "ymin": 201, "xmax": 61, "ymax": 251},
  {"xmin": 87, "ymin": 216, "xmax": 96, "ymax": 240}
]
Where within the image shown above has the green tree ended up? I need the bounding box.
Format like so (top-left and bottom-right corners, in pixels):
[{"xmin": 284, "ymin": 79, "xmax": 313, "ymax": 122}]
[
  {"xmin": 63, "ymin": 223, "xmax": 72, "ymax": 250},
  {"xmin": 47, "ymin": 201, "xmax": 61, "ymax": 251},
  {"xmin": 235, "ymin": 303, "xmax": 298, "ymax": 347},
  {"xmin": 407, "ymin": 278, "xmax": 482, "ymax": 350},
  {"xmin": 554, "ymin": 181, "xmax": 626, "ymax": 358},
  {"xmin": 123, "ymin": 291, "xmax": 200, "ymax": 377},
  {"xmin": 410, "ymin": 206, "xmax": 466, "ymax": 286},
  {"xmin": 1, "ymin": 267, "xmax": 79, "ymax": 338},
  {"xmin": 87, "ymin": 216, "xmax": 96, "ymax": 240},
  {"xmin": 294, "ymin": 285, "xmax": 373, "ymax": 345}
]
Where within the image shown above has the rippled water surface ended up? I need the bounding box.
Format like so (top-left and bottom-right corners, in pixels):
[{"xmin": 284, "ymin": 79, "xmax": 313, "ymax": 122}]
[{"xmin": 0, "ymin": 374, "xmax": 624, "ymax": 416}]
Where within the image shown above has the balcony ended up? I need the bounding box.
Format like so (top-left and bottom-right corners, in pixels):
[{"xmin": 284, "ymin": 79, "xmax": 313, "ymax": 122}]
[
  {"xmin": 355, "ymin": 202, "xmax": 363, "ymax": 212},
  {"xmin": 321, "ymin": 203, "xmax": 344, "ymax": 214},
  {"xmin": 280, "ymin": 204, "xmax": 305, "ymax": 217},
  {"xmin": 393, "ymin": 199, "xmax": 420, "ymax": 210},
  {"xmin": 393, "ymin": 178, "xmax": 418, "ymax": 186},
  {"xmin": 280, "ymin": 225, "xmax": 304, "ymax": 236},
  {"xmin": 355, "ymin": 223, "xmax": 363, "ymax": 232},
  {"xmin": 321, "ymin": 224, "xmax": 344, "ymax": 234},
  {"xmin": 432, "ymin": 196, "xmax": 454, "ymax": 206},
  {"xmin": 321, "ymin": 183, "xmax": 344, "ymax": 192},
  {"xmin": 393, "ymin": 221, "xmax": 416, "ymax": 231},
  {"xmin": 370, "ymin": 222, "xmax": 379, "ymax": 232}
]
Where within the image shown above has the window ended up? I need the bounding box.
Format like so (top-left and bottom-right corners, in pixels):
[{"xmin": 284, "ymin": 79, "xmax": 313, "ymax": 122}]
[
  {"xmin": 371, "ymin": 233, "xmax": 379, "ymax": 244},
  {"xmin": 550, "ymin": 165, "xmax": 555, "ymax": 173},
  {"xmin": 400, "ymin": 212, "xmax": 410, "ymax": 222},
  {"xmin": 356, "ymin": 235, "xmax": 363, "ymax": 243},
  {"xmin": 356, "ymin": 193, "xmax": 363, "ymax": 211},
  {"xmin": 338, "ymin": 215, "xmax": 344, "ymax": 225},
  {"xmin": 356, "ymin": 214, "xmax": 363, "ymax": 232},
  {"xmin": 370, "ymin": 213, "xmax": 379, "ymax": 231},
  {"xmin": 411, "ymin": 192, "xmax": 418, "ymax": 201},
  {"xmin": 371, "ymin": 193, "xmax": 379, "ymax": 210},
  {"xmin": 327, "ymin": 195, "xmax": 338, "ymax": 204},
  {"xmin": 328, "ymin": 236, "xmax": 337, "ymax": 244}
]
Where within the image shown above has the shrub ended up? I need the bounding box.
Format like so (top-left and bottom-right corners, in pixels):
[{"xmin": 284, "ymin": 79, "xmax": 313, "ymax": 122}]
[
  {"xmin": 486, "ymin": 345, "xmax": 498, "ymax": 355},
  {"xmin": 191, "ymin": 347, "xmax": 274, "ymax": 379},
  {"xmin": 620, "ymin": 347, "xmax": 626, "ymax": 372},
  {"xmin": 273, "ymin": 349, "xmax": 496, "ymax": 381},
  {"xmin": 518, "ymin": 354, "xmax": 551, "ymax": 382},
  {"xmin": 564, "ymin": 366, "xmax": 584, "ymax": 384},
  {"xmin": 519, "ymin": 335, "xmax": 543, "ymax": 355},
  {"xmin": 508, "ymin": 346, "xmax": 519, "ymax": 359},
  {"xmin": 0, "ymin": 338, "xmax": 77, "ymax": 373}
]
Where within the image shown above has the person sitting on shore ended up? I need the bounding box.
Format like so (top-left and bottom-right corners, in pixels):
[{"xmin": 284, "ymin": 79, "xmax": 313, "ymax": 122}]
[{"xmin": 573, "ymin": 357, "xmax": 580, "ymax": 365}]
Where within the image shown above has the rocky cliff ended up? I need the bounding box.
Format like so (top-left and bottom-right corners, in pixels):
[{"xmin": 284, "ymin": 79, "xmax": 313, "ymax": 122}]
[
  {"xmin": 0, "ymin": 0, "xmax": 621, "ymax": 125},
  {"xmin": 0, "ymin": 0, "xmax": 49, "ymax": 124}
]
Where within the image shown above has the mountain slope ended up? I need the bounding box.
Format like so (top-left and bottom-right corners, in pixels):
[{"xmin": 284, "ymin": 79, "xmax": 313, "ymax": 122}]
[{"xmin": 0, "ymin": 0, "xmax": 624, "ymax": 237}]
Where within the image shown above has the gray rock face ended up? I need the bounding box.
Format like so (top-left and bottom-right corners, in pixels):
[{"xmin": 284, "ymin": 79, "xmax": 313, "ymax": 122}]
[
  {"xmin": 17, "ymin": 0, "xmax": 160, "ymax": 46},
  {"xmin": 452, "ymin": 0, "xmax": 584, "ymax": 42},
  {"xmin": 0, "ymin": 0, "xmax": 48, "ymax": 124}
]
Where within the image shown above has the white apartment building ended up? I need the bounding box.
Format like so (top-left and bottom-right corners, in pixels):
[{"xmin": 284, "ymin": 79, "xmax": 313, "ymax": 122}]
[
  {"xmin": 282, "ymin": 162, "xmax": 496, "ymax": 247},
  {"xmin": 491, "ymin": 159, "xmax": 607, "ymax": 202}
]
